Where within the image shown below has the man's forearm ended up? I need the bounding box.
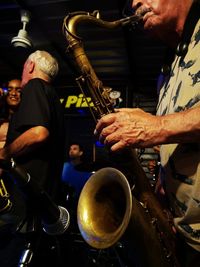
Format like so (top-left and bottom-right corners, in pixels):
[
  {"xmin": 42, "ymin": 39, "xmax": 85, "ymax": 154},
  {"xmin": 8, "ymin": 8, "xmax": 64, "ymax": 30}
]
[
  {"xmin": 0, "ymin": 126, "xmax": 49, "ymax": 160},
  {"xmin": 159, "ymin": 106, "xmax": 200, "ymax": 144}
]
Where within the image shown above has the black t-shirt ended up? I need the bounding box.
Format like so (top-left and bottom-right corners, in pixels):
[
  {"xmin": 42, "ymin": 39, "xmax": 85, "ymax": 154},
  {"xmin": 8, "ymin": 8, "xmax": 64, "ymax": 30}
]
[{"xmin": 6, "ymin": 78, "xmax": 65, "ymax": 198}]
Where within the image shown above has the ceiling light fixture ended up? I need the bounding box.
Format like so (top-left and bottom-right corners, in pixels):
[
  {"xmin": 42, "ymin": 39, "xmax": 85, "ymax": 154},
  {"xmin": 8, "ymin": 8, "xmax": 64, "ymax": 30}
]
[{"xmin": 11, "ymin": 10, "xmax": 32, "ymax": 48}]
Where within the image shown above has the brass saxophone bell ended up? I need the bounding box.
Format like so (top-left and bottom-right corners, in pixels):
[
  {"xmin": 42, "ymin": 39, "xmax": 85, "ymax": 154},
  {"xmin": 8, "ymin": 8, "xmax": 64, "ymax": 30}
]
[{"xmin": 77, "ymin": 167, "xmax": 132, "ymax": 249}]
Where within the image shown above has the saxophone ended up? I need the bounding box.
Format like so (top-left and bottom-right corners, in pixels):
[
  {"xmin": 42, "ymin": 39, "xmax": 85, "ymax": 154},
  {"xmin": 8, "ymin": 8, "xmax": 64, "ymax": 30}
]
[{"xmin": 62, "ymin": 10, "xmax": 180, "ymax": 267}]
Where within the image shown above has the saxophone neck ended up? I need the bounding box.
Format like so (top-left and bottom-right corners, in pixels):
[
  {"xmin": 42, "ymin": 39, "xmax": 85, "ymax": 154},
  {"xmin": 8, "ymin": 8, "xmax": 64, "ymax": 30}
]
[{"xmin": 63, "ymin": 10, "xmax": 142, "ymax": 40}]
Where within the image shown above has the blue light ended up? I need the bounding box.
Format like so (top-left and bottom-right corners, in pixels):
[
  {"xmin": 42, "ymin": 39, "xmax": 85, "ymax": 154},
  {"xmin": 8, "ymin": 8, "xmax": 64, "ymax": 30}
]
[
  {"xmin": 77, "ymin": 109, "xmax": 86, "ymax": 115},
  {"xmin": 95, "ymin": 140, "xmax": 104, "ymax": 147}
]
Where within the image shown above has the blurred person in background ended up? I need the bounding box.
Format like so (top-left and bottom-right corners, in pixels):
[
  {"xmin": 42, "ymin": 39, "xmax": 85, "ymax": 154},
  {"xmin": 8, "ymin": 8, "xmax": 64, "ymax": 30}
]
[
  {"xmin": 61, "ymin": 142, "xmax": 92, "ymax": 233},
  {"xmin": 0, "ymin": 79, "xmax": 22, "ymax": 148},
  {"xmin": 61, "ymin": 143, "xmax": 92, "ymax": 205}
]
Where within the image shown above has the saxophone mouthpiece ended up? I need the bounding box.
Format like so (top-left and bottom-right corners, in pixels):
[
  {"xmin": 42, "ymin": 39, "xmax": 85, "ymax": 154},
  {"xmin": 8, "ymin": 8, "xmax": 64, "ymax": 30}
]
[
  {"xmin": 121, "ymin": 7, "xmax": 151, "ymax": 28},
  {"xmin": 120, "ymin": 14, "xmax": 141, "ymax": 27}
]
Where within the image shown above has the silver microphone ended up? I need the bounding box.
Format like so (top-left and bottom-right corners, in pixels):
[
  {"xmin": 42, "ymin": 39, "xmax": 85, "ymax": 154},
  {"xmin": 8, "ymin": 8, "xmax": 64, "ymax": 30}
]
[{"xmin": 42, "ymin": 205, "xmax": 70, "ymax": 235}]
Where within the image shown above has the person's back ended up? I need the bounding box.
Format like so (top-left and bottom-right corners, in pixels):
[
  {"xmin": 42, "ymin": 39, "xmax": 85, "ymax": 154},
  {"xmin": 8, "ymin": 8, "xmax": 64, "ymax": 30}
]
[
  {"xmin": 6, "ymin": 78, "xmax": 64, "ymax": 196},
  {"xmin": 5, "ymin": 51, "xmax": 65, "ymax": 198}
]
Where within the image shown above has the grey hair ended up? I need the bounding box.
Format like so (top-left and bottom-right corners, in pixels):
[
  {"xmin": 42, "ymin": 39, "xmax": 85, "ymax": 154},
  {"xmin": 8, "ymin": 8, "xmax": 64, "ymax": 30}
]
[{"xmin": 28, "ymin": 50, "xmax": 59, "ymax": 80}]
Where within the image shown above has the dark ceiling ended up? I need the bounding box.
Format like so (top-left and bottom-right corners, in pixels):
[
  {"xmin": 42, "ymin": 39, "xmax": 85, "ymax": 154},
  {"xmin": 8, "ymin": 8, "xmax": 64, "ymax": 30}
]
[{"xmin": 0, "ymin": 0, "xmax": 167, "ymax": 97}]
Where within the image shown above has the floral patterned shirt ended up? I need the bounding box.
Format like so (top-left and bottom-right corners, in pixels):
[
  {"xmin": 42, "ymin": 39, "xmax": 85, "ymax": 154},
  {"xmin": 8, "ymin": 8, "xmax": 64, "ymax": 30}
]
[{"xmin": 157, "ymin": 19, "xmax": 200, "ymax": 251}]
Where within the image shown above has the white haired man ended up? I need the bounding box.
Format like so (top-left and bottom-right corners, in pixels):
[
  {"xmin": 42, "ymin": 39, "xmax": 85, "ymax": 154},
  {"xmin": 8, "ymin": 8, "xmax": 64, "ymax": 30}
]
[{"xmin": 0, "ymin": 50, "xmax": 65, "ymax": 266}]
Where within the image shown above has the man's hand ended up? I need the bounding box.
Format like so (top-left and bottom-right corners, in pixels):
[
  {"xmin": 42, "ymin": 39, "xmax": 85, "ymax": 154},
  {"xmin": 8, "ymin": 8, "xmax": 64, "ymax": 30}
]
[
  {"xmin": 94, "ymin": 108, "xmax": 162, "ymax": 151},
  {"xmin": 94, "ymin": 106, "xmax": 200, "ymax": 151}
]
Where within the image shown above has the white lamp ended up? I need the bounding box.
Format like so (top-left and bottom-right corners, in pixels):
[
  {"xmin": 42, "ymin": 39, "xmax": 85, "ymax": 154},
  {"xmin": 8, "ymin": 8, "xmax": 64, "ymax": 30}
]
[{"xmin": 11, "ymin": 10, "xmax": 32, "ymax": 48}]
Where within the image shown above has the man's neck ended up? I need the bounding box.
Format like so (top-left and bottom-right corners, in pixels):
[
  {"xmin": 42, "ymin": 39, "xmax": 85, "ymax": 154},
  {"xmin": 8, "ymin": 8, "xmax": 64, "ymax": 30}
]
[{"xmin": 158, "ymin": 0, "xmax": 194, "ymax": 48}]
